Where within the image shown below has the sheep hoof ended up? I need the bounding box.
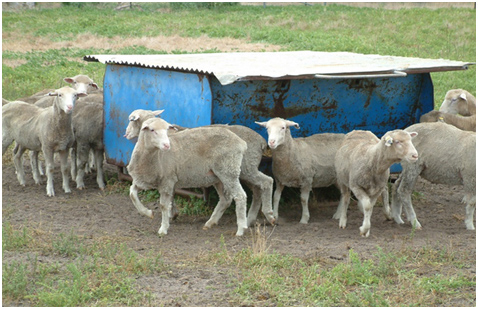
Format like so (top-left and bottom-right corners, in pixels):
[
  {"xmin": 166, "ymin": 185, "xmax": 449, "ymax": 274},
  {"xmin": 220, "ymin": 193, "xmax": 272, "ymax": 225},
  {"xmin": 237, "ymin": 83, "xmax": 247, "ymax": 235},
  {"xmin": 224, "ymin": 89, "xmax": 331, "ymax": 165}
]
[
  {"xmin": 359, "ymin": 227, "xmax": 370, "ymax": 237},
  {"xmin": 77, "ymin": 186, "xmax": 85, "ymax": 190},
  {"xmin": 202, "ymin": 226, "xmax": 209, "ymax": 231}
]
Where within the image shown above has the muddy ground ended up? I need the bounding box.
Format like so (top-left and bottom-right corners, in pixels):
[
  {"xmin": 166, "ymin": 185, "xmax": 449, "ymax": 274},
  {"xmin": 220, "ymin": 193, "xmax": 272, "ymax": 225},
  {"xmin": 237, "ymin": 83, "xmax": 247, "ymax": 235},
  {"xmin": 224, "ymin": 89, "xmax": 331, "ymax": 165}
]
[{"xmin": 2, "ymin": 157, "xmax": 476, "ymax": 306}]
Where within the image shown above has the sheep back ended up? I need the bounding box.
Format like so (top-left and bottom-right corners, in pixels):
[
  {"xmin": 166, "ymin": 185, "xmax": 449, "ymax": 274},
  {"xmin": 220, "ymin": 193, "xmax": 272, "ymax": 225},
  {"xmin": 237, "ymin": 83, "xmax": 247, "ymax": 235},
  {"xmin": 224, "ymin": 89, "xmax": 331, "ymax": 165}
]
[{"xmin": 404, "ymin": 122, "xmax": 476, "ymax": 191}]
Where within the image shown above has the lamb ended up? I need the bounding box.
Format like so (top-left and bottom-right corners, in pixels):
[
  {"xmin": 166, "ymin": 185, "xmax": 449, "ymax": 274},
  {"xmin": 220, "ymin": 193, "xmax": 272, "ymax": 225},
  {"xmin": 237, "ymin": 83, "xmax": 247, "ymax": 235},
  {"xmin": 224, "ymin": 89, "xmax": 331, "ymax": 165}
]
[
  {"xmin": 255, "ymin": 117, "xmax": 345, "ymax": 224},
  {"xmin": 2, "ymin": 87, "xmax": 87, "ymax": 196},
  {"xmin": 125, "ymin": 109, "xmax": 275, "ymax": 226},
  {"xmin": 391, "ymin": 122, "xmax": 476, "ymax": 230},
  {"xmin": 127, "ymin": 117, "xmax": 248, "ymax": 236},
  {"xmin": 420, "ymin": 110, "xmax": 476, "ymax": 132},
  {"xmin": 333, "ymin": 129, "xmax": 418, "ymax": 237},
  {"xmin": 438, "ymin": 89, "xmax": 476, "ymax": 116}
]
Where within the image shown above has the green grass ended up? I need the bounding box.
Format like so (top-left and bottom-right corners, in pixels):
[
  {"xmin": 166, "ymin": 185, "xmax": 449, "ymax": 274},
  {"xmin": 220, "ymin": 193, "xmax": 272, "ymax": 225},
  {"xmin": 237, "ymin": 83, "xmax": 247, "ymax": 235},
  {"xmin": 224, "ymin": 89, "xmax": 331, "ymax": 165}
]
[
  {"xmin": 2, "ymin": 223, "xmax": 164, "ymax": 306},
  {"xmin": 210, "ymin": 245, "xmax": 475, "ymax": 306},
  {"xmin": 2, "ymin": 3, "xmax": 475, "ymax": 106}
]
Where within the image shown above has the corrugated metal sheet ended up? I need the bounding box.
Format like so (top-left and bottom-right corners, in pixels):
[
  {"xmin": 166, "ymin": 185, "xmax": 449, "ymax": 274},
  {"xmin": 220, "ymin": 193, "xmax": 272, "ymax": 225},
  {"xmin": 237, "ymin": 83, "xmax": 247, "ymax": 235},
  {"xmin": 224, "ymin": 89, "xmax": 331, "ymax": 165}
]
[{"xmin": 84, "ymin": 51, "xmax": 472, "ymax": 85}]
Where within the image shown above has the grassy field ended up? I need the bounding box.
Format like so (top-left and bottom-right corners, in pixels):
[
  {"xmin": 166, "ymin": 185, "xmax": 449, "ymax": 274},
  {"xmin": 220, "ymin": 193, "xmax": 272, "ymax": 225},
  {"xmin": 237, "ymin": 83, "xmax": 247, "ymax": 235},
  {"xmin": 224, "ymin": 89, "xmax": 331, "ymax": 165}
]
[
  {"xmin": 2, "ymin": 2, "xmax": 475, "ymax": 105},
  {"xmin": 2, "ymin": 3, "xmax": 476, "ymax": 306}
]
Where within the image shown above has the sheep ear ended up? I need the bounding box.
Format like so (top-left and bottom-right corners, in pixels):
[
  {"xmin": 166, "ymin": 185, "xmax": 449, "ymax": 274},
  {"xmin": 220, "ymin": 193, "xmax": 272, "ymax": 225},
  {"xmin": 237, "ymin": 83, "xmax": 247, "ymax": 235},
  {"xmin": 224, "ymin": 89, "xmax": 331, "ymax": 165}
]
[
  {"xmin": 409, "ymin": 132, "xmax": 418, "ymax": 138},
  {"xmin": 285, "ymin": 120, "xmax": 300, "ymax": 129},
  {"xmin": 384, "ymin": 136, "xmax": 394, "ymax": 147},
  {"xmin": 141, "ymin": 124, "xmax": 150, "ymax": 131},
  {"xmin": 153, "ymin": 110, "xmax": 164, "ymax": 117},
  {"xmin": 460, "ymin": 93, "xmax": 467, "ymax": 101},
  {"xmin": 255, "ymin": 121, "xmax": 268, "ymax": 128},
  {"xmin": 169, "ymin": 125, "xmax": 178, "ymax": 131},
  {"xmin": 77, "ymin": 92, "xmax": 88, "ymax": 98},
  {"xmin": 91, "ymin": 82, "xmax": 99, "ymax": 89},
  {"xmin": 48, "ymin": 92, "xmax": 59, "ymax": 97},
  {"xmin": 64, "ymin": 77, "xmax": 74, "ymax": 84},
  {"xmin": 129, "ymin": 115, "xmax": 139, "ymax": 122}
]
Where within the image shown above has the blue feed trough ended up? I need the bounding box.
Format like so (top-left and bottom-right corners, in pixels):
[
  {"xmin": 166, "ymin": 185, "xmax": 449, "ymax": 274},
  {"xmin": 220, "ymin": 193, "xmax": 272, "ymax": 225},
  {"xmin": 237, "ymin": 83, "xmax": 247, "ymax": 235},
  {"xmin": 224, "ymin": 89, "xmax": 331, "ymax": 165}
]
[{"xmin": 84, "ymin": 51, "xmax": 472, "ymax": 173}]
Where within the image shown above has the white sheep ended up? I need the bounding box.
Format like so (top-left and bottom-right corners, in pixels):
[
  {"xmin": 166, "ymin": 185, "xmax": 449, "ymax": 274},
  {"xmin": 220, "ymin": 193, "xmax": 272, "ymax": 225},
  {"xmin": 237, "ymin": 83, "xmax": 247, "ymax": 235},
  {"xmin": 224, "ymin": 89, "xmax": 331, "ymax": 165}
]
[
  {"xmin": 255, "ymin": 117, "xmax": 345, "ymax": 224},
  {"xmin": 439, "ymin": 89, "xmax": 476, "ymax": 116},
  {"xmin": 420, "ymin": 110, "xmax": 476, "ymax": 132},
  {"xmin": 127, "ymin": 117, "xmax": 249, "ymax": 236},
  {"xmin": 391, "ymin": 122, "xmax": 476, "ymax": 230},
  {"xmin": 334, "ymin": 129, "xmax": 418, "ymax": 237},
  {"xmin": 2, "ymin": 87, "xmax": 87, "ymax": 196},
  {"xmin": 125, "ymin": 109, "xmax": 275, "ymax": 227}
]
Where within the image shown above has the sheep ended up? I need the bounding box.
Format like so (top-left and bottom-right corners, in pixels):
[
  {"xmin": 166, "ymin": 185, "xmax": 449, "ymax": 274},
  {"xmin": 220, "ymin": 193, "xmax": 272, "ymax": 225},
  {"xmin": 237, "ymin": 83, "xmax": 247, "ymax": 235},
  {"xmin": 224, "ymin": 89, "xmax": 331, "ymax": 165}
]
[
  {"xmin": 438, "ymin": 89, "xmax": 476, "ymax": 116},
  {"xmin": 391, "ymin": 122, "xmax": 476, "ymax": 230},
  {"xmin": 255, "ymin": 117, "xmax": 345, "ymax": 224},
  {"xmin": 420, "ymin": 110, "xmax": 476, "ymax": 132},
  {"xmin": 127, "ymin": 117, "xmax": 248, "ymax": 236},
  {"xmin": 71, "ymin": 101, "xmax": 105, "ymax": 190},
  {"xmin": 24, "ymin": 75, "xmax": 102, "ymax": 180},
  {"xmin": 125, "ymin": 109, "xmax": 275, "ymax": 226},
  {"xmin": 2, "ymin": 87, "xmax": 87, "ymax": 196},
  {"xmin": 333, "ymin": 129, "xmax": 418, "ymax": 237},
  {"xmin": 16, "ymin": 75, "xmax": 99, "ymax": 105}
]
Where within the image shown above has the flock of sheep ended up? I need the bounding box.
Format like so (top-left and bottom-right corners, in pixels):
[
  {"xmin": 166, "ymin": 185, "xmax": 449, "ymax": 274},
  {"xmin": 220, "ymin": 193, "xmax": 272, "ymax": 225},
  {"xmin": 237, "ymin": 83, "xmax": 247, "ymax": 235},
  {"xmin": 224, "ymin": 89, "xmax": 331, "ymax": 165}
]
[{"xmin": 2, "ymin": 75, "xmax": 476, "ymax": 238}]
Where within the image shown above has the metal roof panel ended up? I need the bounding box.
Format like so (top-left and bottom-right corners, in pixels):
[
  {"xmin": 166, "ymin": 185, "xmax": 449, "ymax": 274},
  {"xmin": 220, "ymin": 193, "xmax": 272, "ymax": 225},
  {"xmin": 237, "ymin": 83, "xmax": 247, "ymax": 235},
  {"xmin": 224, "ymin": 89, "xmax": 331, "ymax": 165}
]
[{"xmin": 84, "ymin": 51, "xmax": 473, "ymax": 85}]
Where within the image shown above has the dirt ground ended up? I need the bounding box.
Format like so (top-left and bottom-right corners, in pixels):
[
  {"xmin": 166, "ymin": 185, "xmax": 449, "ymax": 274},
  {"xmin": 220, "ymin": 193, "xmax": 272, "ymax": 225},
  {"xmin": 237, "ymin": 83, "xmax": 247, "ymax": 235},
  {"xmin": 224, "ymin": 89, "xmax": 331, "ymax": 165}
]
[{"xmin": 2, "ymin": 157, "xmax": 476, "ymax": 306}]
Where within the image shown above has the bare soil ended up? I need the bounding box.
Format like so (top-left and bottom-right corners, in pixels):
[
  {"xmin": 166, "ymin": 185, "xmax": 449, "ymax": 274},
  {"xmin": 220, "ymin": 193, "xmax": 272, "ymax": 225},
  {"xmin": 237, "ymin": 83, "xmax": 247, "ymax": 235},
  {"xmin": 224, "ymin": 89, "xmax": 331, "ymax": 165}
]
[{"xmin": 2, "ymin": 157, "xmax": 476, "ymax": 306}]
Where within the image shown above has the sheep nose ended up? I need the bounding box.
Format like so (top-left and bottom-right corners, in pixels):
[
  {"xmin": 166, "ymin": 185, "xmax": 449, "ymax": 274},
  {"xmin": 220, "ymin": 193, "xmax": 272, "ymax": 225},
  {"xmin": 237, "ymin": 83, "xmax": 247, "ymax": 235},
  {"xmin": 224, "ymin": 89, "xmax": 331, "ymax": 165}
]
[
  {"xmin": 269, "ymin": 140, "xmax": 276, "ymax": 149},
  {"xmin": 162, "ymin": 143, "xmax": 170, "ymax": 151}
]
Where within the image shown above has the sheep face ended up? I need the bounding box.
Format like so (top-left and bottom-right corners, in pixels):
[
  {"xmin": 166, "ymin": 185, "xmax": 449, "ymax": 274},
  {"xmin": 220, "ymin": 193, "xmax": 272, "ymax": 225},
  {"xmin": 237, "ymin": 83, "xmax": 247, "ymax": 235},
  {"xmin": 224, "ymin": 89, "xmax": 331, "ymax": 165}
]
[
  {"xmin": 255, "ymin": 117, "xmax": 300, "ymax": 149},
  {"xmin": 140, "ymin": 118, "xmax": 175, "ymax": 151},
  {"xmin": 382, "ymin": 130, "xmax": 418, "ymax": 163},
  {"xmin": 125, "ymin": 109, "xmax": 164, "ymax": 140},
  {"xmin": 64, "ymin": 75, "xmax": 99, "ymax": 94},
  {"xmin": 439, "ymin": 89, "xmax": 470, "ymax": 115},
  {"xmin": 48, "ymin": 87, "xmax": 87, "ymax": 114}
]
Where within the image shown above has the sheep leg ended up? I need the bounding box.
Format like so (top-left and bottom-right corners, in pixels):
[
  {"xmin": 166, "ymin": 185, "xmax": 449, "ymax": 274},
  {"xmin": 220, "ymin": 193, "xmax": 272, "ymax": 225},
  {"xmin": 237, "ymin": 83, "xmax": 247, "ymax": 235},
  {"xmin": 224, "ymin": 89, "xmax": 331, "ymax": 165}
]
[
  {"xmin": 463, "ymin": 193, "xmax": 476, "ymax": 230},
  {"xmin": 75, "ymin": 144, "xmax": 89, "ymax": 190},
  {"xmin": 272, "ymin": 181, "xmax": 285, "ymax": 222},
  {"xmin": 70, "ymin": 147, "xmax": 77, "ymax": 181},
  {"xmin": 390, "ymin": 176, "xmax": 405, "ymax": 224},
  {"xmin": 13, "ymin": 145, "xmax": 27, "ymax": 186},
  {"xmin": 43, "ymin": 148, "xmax": 56, "ymax": 197},
  {"xmin": 334, "ymin": 183, "xmax": 351, "ymax": 229},
  {"xmin": 94, "ymin": 149, "xmax": 105, "ymax": 190},
  {"xmin": 204, "ymin": 182, "xmax": 231, "ymax": 229},
  {"xmin": 2, "ymin": 132, "xmax": 13, "ymax": 155},
  {"xmin": 246, "ymin": 185, "xmax": 262, "ymax": 227},
  {"xmin": 391, "ymin": 164, "xmax": 422, "ymax": 229},
  {"xmin": 158, "ymin": 192, "xmax": 173, "ymax": 236},
  {"xmin": 381, "ymin": 186, "xmax": 391, "ymax": 220},
  {"xmin": 299, "ymin": 185, "xmax": 312, "ymax": 224},
  {"xmin": 59, "ymin": 149, "xmax": 71, "ymax": 194},
  {"xmin": 232, "ymin": 181, "xmax": 248, "ymax": 236},
  {"xmin": 245, "ymin": 172, "xmax": 274, "ymax": 226},
  {"xmin": 356, "ymin": 193, "xmax": 378, "ymax": 238},
  {"xmin": 129, "ymin": 183, "xmax": 153, "ymax": 218},
  {"xmin": 30, "ymin": 151, "xmax": 43, "ymax": 185}
]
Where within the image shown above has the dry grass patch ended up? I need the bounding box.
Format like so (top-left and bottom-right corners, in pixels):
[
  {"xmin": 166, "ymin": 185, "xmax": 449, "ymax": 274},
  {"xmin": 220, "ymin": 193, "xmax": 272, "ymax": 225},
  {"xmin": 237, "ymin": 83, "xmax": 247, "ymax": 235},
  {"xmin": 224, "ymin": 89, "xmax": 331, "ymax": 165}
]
[{"xmin": 2, "ymin": 32, "xmax": 281, "ymax": 53}]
